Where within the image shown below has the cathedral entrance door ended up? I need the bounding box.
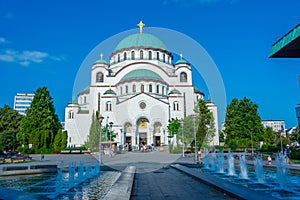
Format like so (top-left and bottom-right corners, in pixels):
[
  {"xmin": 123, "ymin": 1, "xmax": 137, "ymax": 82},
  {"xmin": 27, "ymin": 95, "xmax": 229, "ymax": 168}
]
[
  {"xmin": 154, "ymin": 136, "xmax": 161, "ymax": 147},
  {"xmin": 139, "ymin": 132, "xmax": 147, "ymax": 145}
]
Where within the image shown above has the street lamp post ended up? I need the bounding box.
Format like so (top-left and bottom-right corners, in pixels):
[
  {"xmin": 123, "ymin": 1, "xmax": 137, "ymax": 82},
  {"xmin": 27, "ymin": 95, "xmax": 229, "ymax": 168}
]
[
  {"xmin": 280, "ymin": 125, "xmax": 284, "ymax": 153},
  {"xmin": 109, "ymin": 122, "xmax": 114, "ymax": 157},
  {"xmin": 163, "ymin": 127, "xmax": 166, "ymax": 145},
  {"xmin": 250, "ymin": 131, "xmax": 254, "ymax": 155},
  {"xmin": 105, "ymin": 116, "xmax": 109, "ymax": 141},
  {"xmin": 180, "ymin": 120, "xmax": 184, "ymax": 157},
  {"xmin": 120, "ymin": 128, "xmax": 123, "ymax": 145},
  {"xmin": 99, "ymin": 116, "xmax": 104, "ymax": 165},
  {"xmin": 192, "ymin": 114, "xmax": 197, "ymax": 163}
]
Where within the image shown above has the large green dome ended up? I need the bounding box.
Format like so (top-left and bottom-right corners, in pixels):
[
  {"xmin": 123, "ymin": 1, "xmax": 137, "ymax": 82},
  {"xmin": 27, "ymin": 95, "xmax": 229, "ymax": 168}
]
[
  {"xmin": 115, "ymin": 33, "xmax": 167, "ymax": 52},
  {"xmin": 120, "ymin": 69, "xmax": 164, "ymax": 82}
]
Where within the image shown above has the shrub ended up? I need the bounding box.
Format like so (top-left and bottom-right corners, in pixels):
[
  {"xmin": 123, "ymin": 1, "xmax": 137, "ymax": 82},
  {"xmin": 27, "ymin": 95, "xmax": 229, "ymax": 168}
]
[
  {"xmin": 291, "ymin": 148, "xmax": 300, "ymax": 160},
  {"xmin": 35, "ymin": 147, "xmax": 54, "ymax": 154},
  {"xmin": 18, "ymin": 146, "xmax": 35, "ymax": 154},
  {"xmin": 227, "ymin": 139, "xmax": 238, "ymax": 151}
]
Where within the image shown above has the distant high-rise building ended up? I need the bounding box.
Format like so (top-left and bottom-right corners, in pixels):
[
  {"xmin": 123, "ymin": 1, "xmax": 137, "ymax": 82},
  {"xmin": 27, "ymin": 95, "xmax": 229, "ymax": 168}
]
[
  {"xmin": 296, "ymin": 104, "xmax": 300, "ymax": 125},
  {"xmin": 262, "ymin": 120, "xmax": 285, "ymax": 135},
  {"xmin": 14, "ymin": 93, "xmax": 34, "ymax": 116}
]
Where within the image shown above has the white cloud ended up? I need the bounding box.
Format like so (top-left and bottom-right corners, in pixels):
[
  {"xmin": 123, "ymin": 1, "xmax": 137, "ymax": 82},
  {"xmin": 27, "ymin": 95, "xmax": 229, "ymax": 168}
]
[
  {"xmin": 0, "ymin": 37, "xmax": 9, "ymax": 44},
  {"xmin": 0, "ymin": 49, "xmax": 62, "ymax": 66}
]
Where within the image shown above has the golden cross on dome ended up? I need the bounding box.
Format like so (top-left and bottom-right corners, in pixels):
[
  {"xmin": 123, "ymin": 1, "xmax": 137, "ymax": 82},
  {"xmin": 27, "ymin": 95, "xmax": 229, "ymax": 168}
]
[
  {"xmin": 180, "ymin": 53, "xmax": 183, "ymax": 60},
  {"xmin": 100, "ymin": 53, "xmax": 103, "ymax": 60},
  {"xmin": 109, "ymin": 84, "xmax": 112, "ymax": 90},
  {"xmin": 137, "ymin": 20, "xmax": 145, "ymax": 34}
]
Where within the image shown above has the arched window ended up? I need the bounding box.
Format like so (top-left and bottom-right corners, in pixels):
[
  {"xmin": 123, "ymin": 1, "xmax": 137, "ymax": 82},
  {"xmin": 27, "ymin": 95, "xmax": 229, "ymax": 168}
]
[
  {"xmin": 118, "ymin": 54, "xmax": 120, "ymax": 62},
  {"xmin": 124, "ymin": 52, "xmax": 127, "ymax": 60},
  {"xmin": 162, "ymin": 86, "xmax": 165, "ymax": 95},
  {"xmin": 96, "ymin": 72, "xmax": 104, "ymax": 82},
  {"xmin": 140, "ymin": 50, "xmax": 143, "ymax": 59},
  {"xmin": 149, "ymin": 84, "xmax": 152, "ymax": 93},
  {"xmin": 157, "ymin": 52, "xmax": 159, "ymax": 60},
  {"xmin": 156, "ymin": 85, "xmax": 159, "ymax": 93},
  {"xmin": 84, "ymin": 96, "xmax": 87, "ymax": 104},
  {"xmin": 133, "ymin": 84, "xmax": 136, "ymax": 93},
  {"xmin": 68, "ymin": 110, "xmax": 74, "ymax": 119},
  {"xmin": 106, "ymin": 101, "xmax": 112, "ymax": 111},
  {"xmin": 131, "ymin": 51, "xmax": 135, "ymax": 60},
  {"xmin": 124, "ymin": 122, "xmax": 133, "ymax": 133},
  {"xmin": 149, "ymin": 51, "xmax": 152, "ymax": 60},
  {"xmin": 163, "ymin": 53, "xmax": 165, "ymax": 62},
  {"xmin": 154, "ymin": 122, "xmax": 162, "ymax": 133},
  {"xmin": 120, "ymin": 86, "xmax": 123, "ymax": 95},
  {"xmin": 141, "ymin": 84, "xmax": 145, "ymax": 93},
  {"xmin": 126, "ymin": 85, "xmax": 128, "ymax": 94},
  {"xmin": 173, "ymin": 101, "xmax": 179, "ymax": 111},
  {"xmin": 180, "ymin": 72, "xmax": 188, "ymax": 82}
]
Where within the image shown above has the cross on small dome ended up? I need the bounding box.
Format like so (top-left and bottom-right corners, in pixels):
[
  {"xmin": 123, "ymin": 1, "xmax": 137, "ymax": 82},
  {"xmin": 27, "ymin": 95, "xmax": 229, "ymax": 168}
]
[{"xmin": 137, "ymin": 21, "xmax": 145, "ymax": 34}]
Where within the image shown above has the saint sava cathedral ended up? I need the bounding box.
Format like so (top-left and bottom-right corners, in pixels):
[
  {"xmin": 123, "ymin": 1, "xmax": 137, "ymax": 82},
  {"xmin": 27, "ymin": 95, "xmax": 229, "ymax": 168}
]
[{"xmin": 64, "ymin": 22, "xmax": 219, "ymax": 148}]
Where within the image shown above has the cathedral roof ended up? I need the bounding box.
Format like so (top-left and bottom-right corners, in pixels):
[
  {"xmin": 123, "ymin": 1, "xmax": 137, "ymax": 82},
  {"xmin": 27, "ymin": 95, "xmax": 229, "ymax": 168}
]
[
  {"xmin": 115, "ymin": 33, "xmax": 168, "ymax": 52},
  {"xmin": 121, "ymin": 69, "xmax": 164, "ymax": 82}
]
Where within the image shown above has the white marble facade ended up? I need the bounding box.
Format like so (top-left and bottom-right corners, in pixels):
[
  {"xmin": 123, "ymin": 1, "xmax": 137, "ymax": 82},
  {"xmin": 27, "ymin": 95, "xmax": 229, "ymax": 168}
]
[{"xmin": 64, "ymin": 24, "xmax": 218, "ymax": 147}]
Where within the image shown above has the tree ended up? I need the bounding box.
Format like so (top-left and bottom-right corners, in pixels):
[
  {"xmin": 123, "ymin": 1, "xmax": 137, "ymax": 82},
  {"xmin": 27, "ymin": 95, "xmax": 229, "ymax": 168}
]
[
  {"xmin": 194, "ymin": 99, "xmax": 216, "ymax": 148},
  {"xmin": 86, "ymin": 114, "xmax": 116, "ymax": 152},
  {"xmin": 61, "ymin": 130, "xmax": 68, "ymax": 149},
  {"xmin": 167, "ymin": 118, "xmax": 180, "ymax": 138},
  {"xmin": 182, "ymin": 115, "xmax": 196, "ymax": 145},
  {"xmin": 53, "ymin": 129, "xmax": 68, "ymax": 151},
  {"xmin": 86, "ymin": 114, "xmax": 100, "ymax": 151},
  {"xmin": 0, "ymin": 105, "xmax": 23, "ymax": 151},
  {"xmin": 224, "ymin": 97, "xmax": 264, "ymax": 149},
  {"xmin": 17, "ymin": 87, "xmax": 61, "ymax": 150},
  {"xmin": 263, "ymin": 126, "xmax": 275, "ymax": 145}
]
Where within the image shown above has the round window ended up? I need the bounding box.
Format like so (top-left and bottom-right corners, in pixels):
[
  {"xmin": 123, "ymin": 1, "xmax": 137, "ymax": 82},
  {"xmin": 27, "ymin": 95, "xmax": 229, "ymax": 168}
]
[{"xmin": 140, "ymin": 102, "xmax": 146, "ymax": 109}]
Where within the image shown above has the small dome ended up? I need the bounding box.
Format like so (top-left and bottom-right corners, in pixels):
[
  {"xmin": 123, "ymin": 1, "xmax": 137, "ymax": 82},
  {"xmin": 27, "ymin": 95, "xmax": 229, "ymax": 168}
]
[
  {"xmin": 94, "ymin": 59, "xmax": 107, "ymax": 64},
  {"xmin": 120, "ymin": 69, "xmax": 164, "ymax": 82},
  {"xmin": 175, "ymin": 58, "xmax": 189, "ymax": 65},
  {"xmin": 169, "ymin": 89, "xmax": 181, "ymax": 95},
  {"xmin": 115, "ymin": 33, "xmax": 167, "ymax": 52},
  {"xmin": 104, "ymin": 89, "xmax": 116, "ymax": 95},
  {"xmin": 94, "ymin": 53, "xmax": 107, "ymax": 64}
]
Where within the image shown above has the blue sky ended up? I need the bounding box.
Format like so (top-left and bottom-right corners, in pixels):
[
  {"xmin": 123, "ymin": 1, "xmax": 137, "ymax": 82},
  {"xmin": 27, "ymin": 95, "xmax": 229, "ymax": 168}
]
[{"xmin": 1, "ymin": 0, "xmax": 300, "ymax": 128}]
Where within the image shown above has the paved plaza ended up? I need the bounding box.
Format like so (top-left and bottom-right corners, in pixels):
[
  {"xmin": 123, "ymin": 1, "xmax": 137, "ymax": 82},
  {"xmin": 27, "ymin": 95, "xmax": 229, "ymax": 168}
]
[{"xmin": 2, "ymin": 151, "xmax": 300, "ymax": 199}]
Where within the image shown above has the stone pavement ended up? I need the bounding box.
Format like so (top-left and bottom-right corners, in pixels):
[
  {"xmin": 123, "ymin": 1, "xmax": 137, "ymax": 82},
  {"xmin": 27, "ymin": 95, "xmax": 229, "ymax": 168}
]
[{"xmin": 130, "ymin": 165, "xmax": 232, "ymax": 200}]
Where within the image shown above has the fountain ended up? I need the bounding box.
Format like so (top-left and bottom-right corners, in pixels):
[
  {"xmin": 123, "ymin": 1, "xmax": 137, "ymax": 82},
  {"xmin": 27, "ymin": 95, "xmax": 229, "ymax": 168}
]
[
  {"xmin": 203, "ymin": 149, "xmax": 210, "ymax": 169},
  {"xmin": 68, "ymin": 161, "xmax": 76, "ymax": 188},
  {"xmin": 238, "ymin": 154, "xmax": 248, "ymax": 179},
  {"xmin": 0, "ymin": 159, "xmax": 122, "ymax": 199},
  {"xmin": 253, "ymin": 156, "xmax": 265, "ymax": 183},
  {"xmin": 217, "ymin": 150, "xmax": 225, "ymax": 173},
  {"xmin": 210, "ymin": 152, "xmax": 216, "ymax": 171},
  {"xmin": 227, "ymin": 150, "xmax": 235, "ymax": 176},
  {"xmin": 195, "ymin": 150, "xmax": 300, "ymax": 199},
  {"xmin": 275, "ymin": 152, "xmax": 288, "ymax": 189}
]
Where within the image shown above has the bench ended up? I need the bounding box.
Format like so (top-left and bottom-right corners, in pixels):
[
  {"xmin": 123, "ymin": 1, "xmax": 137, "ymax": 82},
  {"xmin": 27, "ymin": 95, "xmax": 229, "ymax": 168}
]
[{"xmin": 10, "ymin": 157, "xmax": 26, "ymax": 163}]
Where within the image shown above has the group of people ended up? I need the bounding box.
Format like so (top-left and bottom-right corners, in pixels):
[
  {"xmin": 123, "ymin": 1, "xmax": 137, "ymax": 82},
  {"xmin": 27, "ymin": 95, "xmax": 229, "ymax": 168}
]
[{"xmin": 138, "ymin": 143, "xmax": 154, "ymax": 152}]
